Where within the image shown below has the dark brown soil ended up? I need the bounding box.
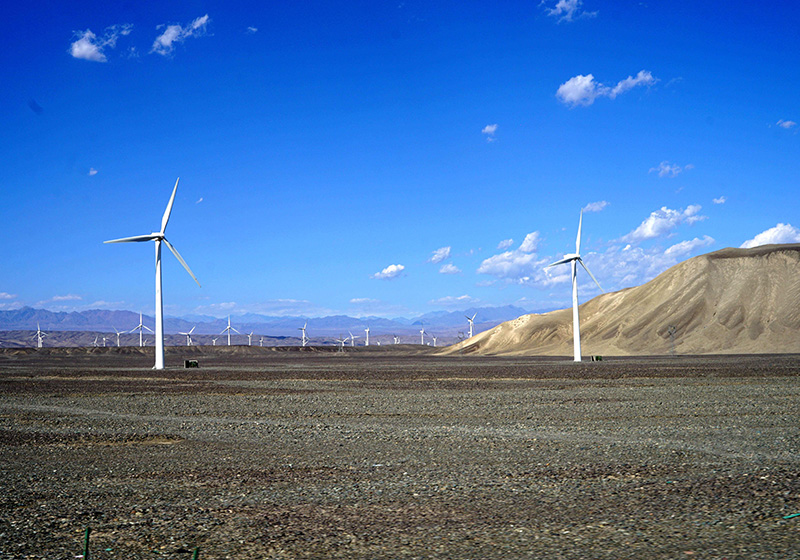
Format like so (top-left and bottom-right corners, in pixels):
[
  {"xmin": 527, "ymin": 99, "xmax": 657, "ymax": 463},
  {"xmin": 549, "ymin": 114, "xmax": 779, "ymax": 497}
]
[{"xmin": 1, "ymin": 349, "xmax": 798, "ymax": 559}]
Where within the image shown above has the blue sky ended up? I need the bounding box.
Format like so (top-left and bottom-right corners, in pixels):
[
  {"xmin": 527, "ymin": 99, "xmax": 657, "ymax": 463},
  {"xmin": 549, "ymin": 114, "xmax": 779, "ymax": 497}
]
[{"xmin": 2, "ymin": 0, "xmax": 799, "ymax": 319}]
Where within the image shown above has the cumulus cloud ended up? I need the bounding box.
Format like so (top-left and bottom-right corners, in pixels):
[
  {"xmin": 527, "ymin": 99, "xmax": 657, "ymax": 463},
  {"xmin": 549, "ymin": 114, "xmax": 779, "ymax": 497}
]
[
  {"xmin": 371, "ymin": 264, "xmax": 405, "ymax": 280},
  {"xmin": 663, "ymin": 235, "xmax": 715, "ymax": 257},
  {"xmin": 582, "ymin": 200, "xmax": 609, "ymax": 213},
  {"xmin": 151, "ymin": 14, "xmax": 210, "ymax": 56},
  {"xmin": 777, "ymin": 119, "xmax": 797, "ymax": 129},
  {"xmin": 621, "ymin": 205, "xmax": 706, "ymax": 243},
  {"xmin": 0, "ymin": 292, "xmax": 17, "ymax": 299},
  {"xmin": 497, "ymin": 238, "xmax": 514, "ymax": 250},
  {"xmin": 518, "ymin": 232, "xmax": 540, "ymax": 253},
  {"xmin": 482, "ymin": 124, "xmax": 498, "ymax": 142},
  {"xmin": 541, "ymin": 0, "xmax": 597, "ymax": 22},
  {"xmin": 713, "ymin": 196, "xmax": 726, "ymax": 204},
  {"xmin": 88, "ymin": 168, "xmax": 98, "ymax": 176},
  {"xmin": 478, "ymin": 233, "xmax": 546, "ymax": 281},
  {"xmin": 557, "ymin": 70, "xmax": 656, "ymax": 107},
  {"xmin": 740, "ymin": 223, "xmax": 800, "ymax": 249},
  {"xmin": 429, "ymin": 295, "xmax": 478, "ymax": 307},
  {"xmin": 69, "ymin": 24, "xmax": 133, "ymax": 62},
  {"xmin": 439, "ymin": 263, "xmax": 461, "ymax": 274},
  {"xmin": 428, "ymin": 246, "xmax": 451, "ymax": 264},
  {"xmin": 649, "ymin": 161, "xmax": 694, "ymax": 178}
]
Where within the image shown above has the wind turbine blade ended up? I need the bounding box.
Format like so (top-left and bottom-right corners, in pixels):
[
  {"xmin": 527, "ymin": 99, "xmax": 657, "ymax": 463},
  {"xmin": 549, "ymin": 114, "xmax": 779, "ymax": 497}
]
[
  {"xmin": 189, "ymin": 326, "xmax": 195, "ymax": 334},
  {"xmin": 576, "ymin": 210, "xmax": 583, "ymax": 254},
  {"xmin": 231, "ymin": 327, "xmax": 240, "ymax": 334},
  {"xmin": 161, "ymin": 178, "xmax": 180, "ymax": 234},
  {"xmin": 578, "ymin": 258, "xmax": 604, "ymax": 292},
  {"xmin": 104, "ymin": 234, "xmax": 160, "ymax": 244},
  {"xmin": 163, "ymin": 238, "xmax": 201, "ymax": 287},
  {"xmin": 546, "ymin": 256, "xmax": 576, "ymax": 268},
  {"xmin": 143, "ymin": 325, "xmax": 154, "ymax": 333}
]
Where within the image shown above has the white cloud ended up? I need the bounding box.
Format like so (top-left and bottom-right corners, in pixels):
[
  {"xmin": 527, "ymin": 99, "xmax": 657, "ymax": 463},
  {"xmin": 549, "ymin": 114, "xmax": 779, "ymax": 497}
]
[
  {"xmin": 740, "ymin": 223, "xmax": 800, "ymax": 249},
  {"xmin": 582, "ymin": 200, "xmax": 609, "ymax": 213},
  {"xmin": 713, "ymin": 196, "xmax": 726, "ymax": 204},
  {"xmin": 246, "ymin": 26, "xmax": 258, "ymax": 34},
  {"xmin": 663, "ymin": 235, "xmax": 715, "ymax": 257},
  {"xmin": 350, "ymin": 298, "xmax": 379, "ymax": 305},
  {"xmin": 69, "ymin": 24, "xmax": 132, "ymax": 62},
  {"xmin": 88, "ymin": 167, "xmax": 98, "ymax": 176},
  {"xmin": 518, "ymin": 232, "xmax": 540, "ymax": 253},
  {"xmin": 0, "ymin": 292, "xmax": 17, "ymax": 299},
  {"xmin": 621, "ymin": 205, "xmax": 706, "ymax": 242},
  {"xmin": 557, "ymin": 70, "xmax": 656, "ymax": 107},
  {"xmin": 439, "ymin": 263, "xmax": 461, "ymax": 274},
  {"xmin": 497, "ymin": 238, "xmax": 514, "ymax": 250},
  {"xmin": 151, "ymin": 14, "xmax": 210, "ymax": 56},
  {"xmin": 371, "ymin": 264, "xmax": 405, "ymax": 280},
  {"xmin": 429, "ymin": 246, "xmax": 451, "ymax": 264},
  {"xmin": 482, "ymin": 124, "xmax": 498, "ymax": 142},
  {"xmin": 429, "ymin": 295, "xmax": 478, "ymax": 307},
  {"xmin": 777, "ymin": 119, "xmax": 797, "ymax": 129},
  {"xmin": 649, "ymin": 161, "xmax": 693, "ymax": 178},
  {"xmin": 541, "ymin": 0, "xmax": 597, "ymax": 22},
  {"xmin": 196, "ymin": 197, "xmax": 203, "ymax": 204},
  {"xmin": 51, "ymin": 294, "xmax": 82, "ymax": 301}
]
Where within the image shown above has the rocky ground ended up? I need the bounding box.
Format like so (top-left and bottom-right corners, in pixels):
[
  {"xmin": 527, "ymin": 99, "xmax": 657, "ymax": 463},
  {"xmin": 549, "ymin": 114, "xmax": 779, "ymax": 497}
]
[{"xmin": 1, "ymin": 348, "xmax": 798, "ymax": 559}]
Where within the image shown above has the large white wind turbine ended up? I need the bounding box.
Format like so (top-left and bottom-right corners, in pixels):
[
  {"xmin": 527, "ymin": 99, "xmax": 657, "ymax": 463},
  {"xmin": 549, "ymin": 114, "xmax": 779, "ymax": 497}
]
[
  {"xmin": 220, "ymin": 316, "xmax": 239, "ymax": 346},
  {"xmin": 546, "ymin": 211, "xmax": 603, "ymax": 362},
  {"xmin": 105, "ymin": 179, "xmax": 200, "ymax": 369},
  {"xmin": 465, "ymin": 313, "xmax": 477, "ymax": 339},
  {"xmin": 419, "ymin": 327, "xmax": 425, "ymax": 345},
  {"xmin": 113, "ymin": 327, "xmax": 123, "ymax": 347},
  {"xmin": 130, "ymin": 312, "xmax": 153, "ymax": 347},
  {"xmin": 179, "ymin": 326, "xmax": 195, "ymax": 346},
  {"xmin": 247, "ymin": 332, "xmax": 254, "ymax": 346},
  {"xmin": 298, "ymin": 322, "xmax": 308, "ymax": 347}
]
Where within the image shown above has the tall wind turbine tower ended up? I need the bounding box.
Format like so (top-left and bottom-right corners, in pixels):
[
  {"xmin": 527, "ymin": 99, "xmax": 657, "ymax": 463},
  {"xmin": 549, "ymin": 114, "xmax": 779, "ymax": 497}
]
[
  {"xmin": 220, "ymin": 316, "xmax": 239, "ymax": 346},
  {"xmin": 465, "ymin": 313, "xmax": 477, "ymax": 339},
  {"xmin": 113, "ymin": 327, "xmax": 123, "ymax": 347},
  {"xmin": 348, "ymin": 331, "xmax": 360, "ymax": 347},
  {"xmin": 431, "ymin": 334, "xmax": 437, "ymax": 347},
  {"xmin": 364, "ymin": 326, "xmax": 370, "ymax": 347},
  {"xmin": 298, "ymin": 322, "xmax": 308, "ymax": 347},
  {"xmin": 419, "ymin": 327, "xmax": 425, "ymax": 345},
  {"xmin": 546, "ymin": 211, "xmax": 603, "ymax": 362},
  {"xmin": 212, "ymin": 337, "xmax": 218, "ymax": 346},
  {"xmin": 105, "ymin": 179, "xmax": 200, "ymax": 369},
  {"xmin": 247, "ymin": 332, "xmax": 254, "ymax": 346}
]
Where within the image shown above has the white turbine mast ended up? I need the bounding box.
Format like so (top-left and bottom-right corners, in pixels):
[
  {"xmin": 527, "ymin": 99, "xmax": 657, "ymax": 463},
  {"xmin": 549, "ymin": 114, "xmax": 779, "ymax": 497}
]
[
  {"xmin": 298, "ymin": 322, "xmax": 308, "ymax": 347},
  {"xmin": 32, "ymin": 323, "xmax": 47, "ymax": 348},
  {"xmin": 419, "ymin": 327, "xmax": 425, "ymax": 345},
  {"xmin": 113, "ymin": 327, "xmax": 123, "ymax": 347},
  {"xmin": 178, "ymin": 326, "xmax": 195, "ymax": 346},
  {"xmin": 393, "ymin": 335, "xmax": 399, "ymax": 345},
  {"xmin": 348, "ymin": 331, "xmax": 360, "ymax": 347},
  {"xmin": 247, "ymin": 331, "xmax": 254, "ymax": 346},
  {"xmin": 130, "ymin": 312, "xmax": 153, "ymax": 347},
  {"xmin": 465, "ymin": 313, "xmax": 477, "ymax": 339},
  {"xmin": 105, "ymin": 178, "xmax": 200, "ymax": 369},
  {"xmin": 431, "ymin": 334, "xmax": 437, "ymax": 347},
  {"xmin": 545, "ymin": 210, "xmax": 603, "ymax": 362},
  {"xmin": 92, "ymin": 336, "xmax": 99, "ymax": 347},
  {"xmin": 212, "ymin": 337, "xmax": 218, "ymax": 346},
  {"xmin": 220, "ymin": 315, "xmax": 240, "ymax": 346},
  {"xmin": 102, "ymin": 337, "xmax": 107, "ymax": 347},
  {"xmin": 364, "ymin": 326, "xmax": 370, "ymax": 347},
  {"xmin": 259, "ymin": 336, "xmax": 264, "ymax": 347}
]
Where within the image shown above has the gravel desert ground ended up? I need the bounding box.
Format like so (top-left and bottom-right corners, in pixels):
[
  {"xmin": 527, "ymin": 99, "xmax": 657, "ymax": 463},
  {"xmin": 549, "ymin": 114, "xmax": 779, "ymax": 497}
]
[{"xmin": 1, "ymin": 347, "xmax": 799, "ymax": 559}]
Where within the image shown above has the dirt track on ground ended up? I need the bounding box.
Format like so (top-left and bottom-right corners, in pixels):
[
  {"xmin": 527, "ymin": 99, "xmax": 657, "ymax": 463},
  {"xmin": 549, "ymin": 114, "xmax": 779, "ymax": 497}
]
[{"xmin": 1, "ymin": 349, "xmax": 799, "ymax": 559}]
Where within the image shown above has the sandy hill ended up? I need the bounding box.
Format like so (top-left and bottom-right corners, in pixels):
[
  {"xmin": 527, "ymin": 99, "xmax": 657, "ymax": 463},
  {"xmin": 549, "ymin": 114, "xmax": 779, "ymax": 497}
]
[{"xmin": 441, "ymin": 244, "xmax": 800, "ymax": 356}]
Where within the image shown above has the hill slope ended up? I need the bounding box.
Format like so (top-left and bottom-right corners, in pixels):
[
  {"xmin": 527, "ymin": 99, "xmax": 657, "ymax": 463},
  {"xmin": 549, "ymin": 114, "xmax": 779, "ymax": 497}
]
[{"xmin": 441, "ymin": 244, "xmax": 800, "ymax": 356}]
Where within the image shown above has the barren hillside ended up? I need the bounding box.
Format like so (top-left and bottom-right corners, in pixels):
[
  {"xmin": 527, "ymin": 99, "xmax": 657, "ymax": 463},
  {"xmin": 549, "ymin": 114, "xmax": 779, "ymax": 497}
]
[{"xmin": 441, "ymin": 244, "xmax": 800, "ymax": 356}]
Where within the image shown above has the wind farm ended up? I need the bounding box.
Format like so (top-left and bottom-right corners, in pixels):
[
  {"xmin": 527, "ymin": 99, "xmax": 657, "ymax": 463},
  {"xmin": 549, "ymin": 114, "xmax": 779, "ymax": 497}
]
[{"xmin": 3, "ymin": 2, "xmax": 800, "ymax": 558}]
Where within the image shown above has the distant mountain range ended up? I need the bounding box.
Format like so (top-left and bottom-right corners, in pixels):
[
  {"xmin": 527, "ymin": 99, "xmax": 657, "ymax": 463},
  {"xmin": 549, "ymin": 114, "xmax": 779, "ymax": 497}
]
[{"xmin": 0, "ymin": 305, "xmax": 541, "ymax": 339}]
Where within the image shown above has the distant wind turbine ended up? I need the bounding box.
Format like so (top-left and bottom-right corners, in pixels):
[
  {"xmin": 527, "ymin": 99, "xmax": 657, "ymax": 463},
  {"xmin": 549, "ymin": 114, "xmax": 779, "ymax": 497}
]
[
  {"xmin": 178, "ymin": 326, "xmax": 195, "ymax": 346},
  {"xmin": 32, "ymin": 323, "xmax": 47, "ymax": 348},
  {"xmin": 465, "ymin": 313, "xmax": 477, "ymax": 339},
  {"xmin": 431, "ymin": 334, "xmax": 437, "ymax": 347},
  {"xmin": 348, "ymin": 331, "xmax": 360, "ymax": 347},
  {"xmin": 212, "ymin": 337, "xmax": 218, "ymax": 346},
  {"xmin": 335, "ymin": 335, "xmax": 347, "ymax": 351},
  {"xmin": 130, "ymin": 312, "xmax": 153, "ymax": 347},
  {"xmin": 419, "ymin": 327, "xmax": 425, "ymax": 345},
  {"xmin": 247, "ymin": 332, "xmax": 254, "ymax": 346},
  {"xmin": 113, "ymin": 327, "xmax": 123, "ymax": 347},
  {"xmin": 105, "ymin": 178, "xmax": 200, "ymax": 369},
  {"xmin": 259, "ymin": 336, "xmax": 264, "ymax": 347},
  {"xmin": 92, "ymin": 336, "xmax": 99, "ymax": 347},
  {"xmin": 364, "ymin": 326, "xmax": 370, "ymax": 347},
  {"xmin": 298, "ymin": 322, "xmax": 308, "ymax": 347},
  {"xmin": 220, "ymin": 316, "xmax": 240, "ymax": 346},
  {"xmin": 393, "ymin": 335, "xmax": 399, "ymax": 345},
  {"xmin": 546, "ymin": 210, "xmax": 603, "ymax": 362}
]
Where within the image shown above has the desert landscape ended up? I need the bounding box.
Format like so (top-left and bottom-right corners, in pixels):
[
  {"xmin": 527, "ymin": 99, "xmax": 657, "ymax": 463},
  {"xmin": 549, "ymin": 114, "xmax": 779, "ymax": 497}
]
[{"xmin": 1, "ymin": 347, "xmax": 798, "ymax": 559}]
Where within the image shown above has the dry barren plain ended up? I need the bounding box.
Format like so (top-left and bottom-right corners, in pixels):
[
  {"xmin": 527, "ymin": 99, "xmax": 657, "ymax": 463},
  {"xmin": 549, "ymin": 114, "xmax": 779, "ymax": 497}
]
[{"xmin": 1, "ymin": 347, "xmax": 799, "ymax": 559}]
